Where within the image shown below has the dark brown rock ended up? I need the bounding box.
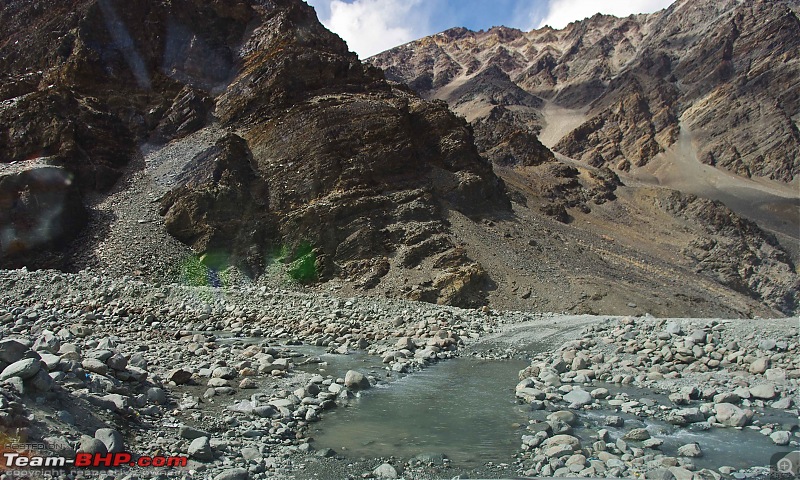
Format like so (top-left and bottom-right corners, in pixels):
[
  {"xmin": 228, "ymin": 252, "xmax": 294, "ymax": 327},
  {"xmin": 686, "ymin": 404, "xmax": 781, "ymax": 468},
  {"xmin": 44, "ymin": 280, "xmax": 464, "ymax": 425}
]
[
  {"xmin": 153, "ymin": 0, "xmax": 510, "ymax": 306},
  {"xmin": 0, "ymin": 166, "xmax": 87, "ymax": 267},
  {"xmin": 0, "ymin": 0, "xmax": 261, "ymax": 265},
  {"xmin": 0, "ymin": 88, "xmax": 135, "ymax": 191},
  {"xmin": 160, "ymin": 134, "xmax": 273, "ymax": 277},
  {"xmin": 658, "ymin": 191, "xmax": 798, "ymax": 314},
  {"xmin": 151, "ymin": 86, "xmax": 214, "ymax": 143}
]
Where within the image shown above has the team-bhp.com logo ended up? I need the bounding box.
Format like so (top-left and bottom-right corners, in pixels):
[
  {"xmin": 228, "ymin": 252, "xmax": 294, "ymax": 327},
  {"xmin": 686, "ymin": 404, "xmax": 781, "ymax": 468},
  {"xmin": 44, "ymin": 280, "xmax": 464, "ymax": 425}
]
[
  {"xmin": 3, "ymin": 451, "xmax": 188, "ymax": 468},
  {"xmin": 1, "ymin": 435, "xmax": 188, "ymax": 475}
]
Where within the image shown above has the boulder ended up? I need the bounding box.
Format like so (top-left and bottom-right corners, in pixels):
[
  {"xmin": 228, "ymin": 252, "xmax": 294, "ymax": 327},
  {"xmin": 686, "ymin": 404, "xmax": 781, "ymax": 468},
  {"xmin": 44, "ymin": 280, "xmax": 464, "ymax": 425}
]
[
  {"xmin": 624, "ymin": 428, "xmax": 651, "ymax": 441},
  {"xmin": 106, "ymin": 353, "xmax": 127, "ymax": 371},
  {"xmin": 0, "ymin": 339, "xmax": 29, "ymax": 364},
  {"xmin": 168, "ymin": 368, "xmax": 193, "ymax": 385},
  {"xmin": 0, "ymin": 358, "xmax": 41, "ymax": 380},
  {"xmin": 749, "ymin": 384, "xmax": 776, "ymax": 399},
  {"xmin": 665, "ymin": 322, "xmax": 683, "ymax": 335},
  {"xmin": 563, "ymin": 388, "xmax": 593, "ymax": 406},
  {"xmin": 677, "ymin": 442, "xmax": 702, "ymax": 457},
  {"xmin": 178, "ymin": 426, "xmax": 211, "ymax": 440},
  {"xmin": 547, "ymin": 411, "xmax": 577, "ymax": 425},
  {"xmin": 146, "ymin": 387, "xmax": 168, "ymax": 405},
  {"xmin": 95, "ymin": 428, "xmax": 124, "ymax": 453},
  {"xmin": 28, "ymin": 369, "xmax": 54, "ymax": 391},
  {"xmin": 81, "ymin": 358, "xmax": 108, "ymax": 375},
  {"xmin": 666, "ymin": 408, "xmax": 705, "ymax": 425},
  {"xmin": 770, "ymin": 431, "xmax": 790, "ymax": 446},
  {"xmin": 188, "ymin": 436, "xmax": 214, "ymax": 461},
  {"xmin": 669, "ymin": 466, "xmax": 695, "ymax": 480},
  {"xmin": 543, "ymin": 434, "xmax": 581, "ymax": 451},
  {"xmin": 0, "ymin": 166, "xmax": 88, "ymax": 266},
  {"xmin": 517, "ymin": 387, "xmax": 546, "ymax": 402},
  {"xmin": 77, "ymin": 436, "xmax": 107, "ymax": 455},
  {"xmin": 213, "ymin": 468, "xmax": 249, "ymax": 480},
  {"xmin": 344, "ymin": 370, "xmax": 370, "ymax": 390},
  {"xmin": 749, "ymin": 357, "xmax": 770, "ymax": 374},
  {"xmin": 712, "ymin": 392, "xmax": 740, "ymax": 404},
  {"xmin": 373, "ymin": 463, "xmax": 399, "ymax": 479},
  {"xmin": 714, "ymin": 403, "xmax": 752, "ymax": 427}
]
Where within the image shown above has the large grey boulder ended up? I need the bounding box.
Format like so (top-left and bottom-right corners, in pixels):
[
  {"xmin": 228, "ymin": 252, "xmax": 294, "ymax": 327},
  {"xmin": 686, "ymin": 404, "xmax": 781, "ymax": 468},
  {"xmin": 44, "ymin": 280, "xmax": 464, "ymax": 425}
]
[
  {"xmin": 373, "ymin": 463, "xmax": 399, "ymax": 479},
  {"xmin": 188, "ymin": 436, "xmax": 214, "ymax": 461},
  {"xmin": 0, "ymin": 339, "xmax": 29, "ymax": 364},
  {"xmin": 95, "ymin": 428, "xmax": 124, "ymax": 453},
  {"xmin": 714, "ymin": 403, "xmax": 752, "ymax": 427},
  {"xmin": 564, "ymin": 388, "xmax": 593, "ymax": 406},
  {"xmin": 0, "ymin": 358, "xmax": 41, "ymax": 380},
  {"xmin": 344, "ymin": 370, "xmax": 370, "ymax": 390}
]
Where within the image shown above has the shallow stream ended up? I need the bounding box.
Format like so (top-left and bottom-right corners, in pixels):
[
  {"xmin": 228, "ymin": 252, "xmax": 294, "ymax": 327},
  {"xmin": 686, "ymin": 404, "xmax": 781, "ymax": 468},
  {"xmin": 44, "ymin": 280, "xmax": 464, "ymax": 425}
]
[
  {"xmin": 213, "ymin": 334, "xmax": 798, "ymax": 471},
  {"xmin": 307, "ymin": 357, "xmax": 530, "ymax": 466}
]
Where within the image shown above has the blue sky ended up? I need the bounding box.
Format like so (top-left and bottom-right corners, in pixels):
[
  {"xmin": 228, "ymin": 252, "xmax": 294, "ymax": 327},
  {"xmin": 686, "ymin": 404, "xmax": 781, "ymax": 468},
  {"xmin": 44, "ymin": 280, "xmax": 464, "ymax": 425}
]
[{"xmin": 306, "ymin": 0, "xmax": 676, "ymax": 58}]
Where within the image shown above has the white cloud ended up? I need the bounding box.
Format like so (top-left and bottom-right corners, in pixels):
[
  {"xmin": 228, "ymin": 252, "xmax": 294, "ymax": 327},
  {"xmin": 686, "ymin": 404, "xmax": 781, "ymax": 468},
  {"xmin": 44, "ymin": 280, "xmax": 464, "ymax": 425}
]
[
  {"xmin": 538, "ymin": 0, "xmax": 675, "ymax": 29},
  {"xmin": 307, "ymin": 0, "xmax": 430, "ymax": 58}
]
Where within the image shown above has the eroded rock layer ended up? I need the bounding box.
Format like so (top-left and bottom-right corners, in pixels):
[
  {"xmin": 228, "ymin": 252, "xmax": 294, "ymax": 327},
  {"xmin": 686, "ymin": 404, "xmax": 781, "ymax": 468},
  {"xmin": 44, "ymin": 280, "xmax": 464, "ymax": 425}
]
[
  {"xmin": 369, "ymin": 0, "xmax": 800, "ymax": 182},
  {"xmin": 0, "ymin": 0, "xmax": 509, "ymax": 306}
]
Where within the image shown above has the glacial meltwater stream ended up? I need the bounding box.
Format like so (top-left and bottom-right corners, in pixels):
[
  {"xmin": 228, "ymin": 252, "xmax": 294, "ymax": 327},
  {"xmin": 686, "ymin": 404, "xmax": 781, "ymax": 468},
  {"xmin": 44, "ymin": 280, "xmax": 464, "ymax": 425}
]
[
  {"xmin": 307, "ymin": 357, "xmax": 530, "ymax": 466},
  {"xmin": 215, "ymin": 335, "xmax": 797, "ymax": 473}
]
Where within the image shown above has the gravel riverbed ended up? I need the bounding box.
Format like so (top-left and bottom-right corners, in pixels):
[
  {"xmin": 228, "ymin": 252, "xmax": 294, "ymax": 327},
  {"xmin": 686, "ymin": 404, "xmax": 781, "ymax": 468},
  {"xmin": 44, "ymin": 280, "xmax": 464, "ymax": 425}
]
[{"xmin": 0, "ymin": 268, "xmax": 796, "ymax": 480}]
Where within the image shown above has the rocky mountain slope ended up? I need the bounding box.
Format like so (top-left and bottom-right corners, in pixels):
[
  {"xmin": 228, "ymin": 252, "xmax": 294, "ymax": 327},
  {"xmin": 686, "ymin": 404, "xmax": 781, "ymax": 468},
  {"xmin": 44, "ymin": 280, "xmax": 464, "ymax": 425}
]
[
  {"xmin": 0, "ymin": 0, "xmax": 796, "ymax": 317},
  {"xmin": 0, "ymin": 0, "xmax": 508, "ymax": 307},
  {"xmin": 368, "ymin": 0, "xmax": 799, "ymax": 315},
  {"xmin": 370, "ymin": 0, "xmax": 800, "ymax": 183}
]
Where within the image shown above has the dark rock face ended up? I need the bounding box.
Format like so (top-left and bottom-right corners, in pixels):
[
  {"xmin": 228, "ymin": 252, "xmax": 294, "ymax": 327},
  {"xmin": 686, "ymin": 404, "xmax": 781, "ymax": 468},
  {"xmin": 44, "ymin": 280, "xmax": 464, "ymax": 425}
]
[
  {"xmin": 0, "ymin": 166, "xmax": 86, "ymax": 267},
  {"xmin": 241, "ymin": 92, "xmax": 505, "ymax": 305},
  {"xmin": 0, "ymin": 0, "xmax": 260, "ymax": 261},
  {"xmin": 369, "ymin": 0, "xmax": 800, "ymax": 182},
  {"xmin": 160, "ymin": 134, "xmax": 273, "ymax": 277},
  {"xmin": 155, "ymin": 0, "xmax": 509, "ymax": 306},
  {"xmin": 0, "ymin": 88, "xmax": 135, "ymax": 191},
  {"xmin": 658, "ymin": 191, "xmax": 798, "ymax": 315},
  {"xmin": 1, "ymin": 0, "xmax": 510, "ymax": 305},
  {"xmin": 151, "ymin": 86, "xmax": 214, "ymax": 144},
  {"xmin": 473, "ymin": 107, "xmax": 554, "ymax": 167},
  {"xmin": 4, "ymin": 0, "xmax": 514, "ymax": 304}
]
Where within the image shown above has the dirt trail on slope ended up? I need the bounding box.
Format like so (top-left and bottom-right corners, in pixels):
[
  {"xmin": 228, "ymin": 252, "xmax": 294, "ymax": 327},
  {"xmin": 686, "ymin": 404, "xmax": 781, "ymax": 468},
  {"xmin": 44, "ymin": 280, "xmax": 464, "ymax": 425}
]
[
  {"xmin": 629, "ymin": 124, "xmax": 800, "ymax": 256},
  {"xmin": 538, "ymin": 101, "xmax": 589, "ymax": 148}
]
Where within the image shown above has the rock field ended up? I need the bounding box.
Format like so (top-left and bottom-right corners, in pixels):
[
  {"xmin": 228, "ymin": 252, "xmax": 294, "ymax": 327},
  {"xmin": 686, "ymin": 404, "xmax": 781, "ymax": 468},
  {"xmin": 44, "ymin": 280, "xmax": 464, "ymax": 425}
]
[{"xmin": 0, "ymin": 268, "xmax": 797, "ymax": 479}]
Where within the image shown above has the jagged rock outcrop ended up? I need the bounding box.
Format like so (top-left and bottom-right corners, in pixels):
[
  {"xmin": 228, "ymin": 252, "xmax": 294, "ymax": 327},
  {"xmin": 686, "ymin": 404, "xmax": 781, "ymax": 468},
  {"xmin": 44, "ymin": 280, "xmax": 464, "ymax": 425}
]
[
  {"xmin": 157, "ymin": 0, "xmax": 509, "ymax": 306},
  {"xmin": 0, "ymin": 0, "xmax": 258, "ymax": 264},
  {"xmin": 369, "ymin": 0, "xmax": 800, "ymax": 182},
  {"xmin": 0, "ymin": 166, "xmax": 86, "ymax": 266},
  {"xmin": 0, "ymin": 88, "xmax": 136, "ymax": 191},
  {"xmin": 554, "ymin": 75, "xmax": 678, "ymax": 171},
  {"xmin": 159, "ymin": 134, "xmax": 274, "ymax": 277},
  {"xmin": 658, "ymin": 191, "xmax": 798, "ymax": 315},
  {"xmin": 473, "ymin": 106, "xmax": 554, "ymax": 167},
  {"xmin": 0, "ymin": 0, "xmax": 509, "ymax": 306},
  {"xmin": 502, "ymin": 163, "xmax": 621, "ymax": 223}
]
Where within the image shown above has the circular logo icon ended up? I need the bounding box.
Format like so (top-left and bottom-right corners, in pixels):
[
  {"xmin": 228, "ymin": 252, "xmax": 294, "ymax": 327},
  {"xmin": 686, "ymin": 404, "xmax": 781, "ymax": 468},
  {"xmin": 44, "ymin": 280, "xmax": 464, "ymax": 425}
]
[{"xmin": 777, "ymin": 457, "xmax": 794, "ymax": 474}]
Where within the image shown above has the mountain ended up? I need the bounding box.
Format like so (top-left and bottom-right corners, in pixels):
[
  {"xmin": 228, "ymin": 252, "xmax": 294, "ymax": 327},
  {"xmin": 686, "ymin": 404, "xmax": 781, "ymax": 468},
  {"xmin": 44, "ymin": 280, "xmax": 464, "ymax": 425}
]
[
  {"xmin": 370, "ymin": 0, "xmax": 800, "ymax": 182},
  {"xmin": 368, "ymin": 0, "xmax": 800, "ymax": 315},
  {"xmin": 0, "ymin": 0, "xmax": 508, "ymax": 307},
  {"xmin": 0, "ymin": 0, "xmax": 796, "ymax": 316}
]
